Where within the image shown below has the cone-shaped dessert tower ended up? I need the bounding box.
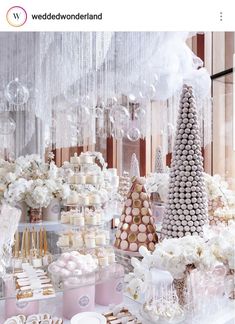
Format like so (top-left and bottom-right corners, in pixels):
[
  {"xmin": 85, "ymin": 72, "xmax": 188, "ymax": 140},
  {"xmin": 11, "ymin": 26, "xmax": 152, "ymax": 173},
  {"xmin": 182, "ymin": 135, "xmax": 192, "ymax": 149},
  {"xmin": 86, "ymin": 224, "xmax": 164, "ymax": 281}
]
[
  {"xmin": 118, "ymin": 171, "xmax": 131, "ymax": 200},
  {"xmin": 154, "ymin": 146, "xmax": 165, "ymax": 173},
  {"xmin": 114, "ymin": 177, "xmax": 158, "ymax": 253},
  {"xmin": 161, "ymin": 85, "xmax": 208, "ymax": 239},
  {"xmin": 130, "ymin": 153, "xmax": 140, "ymax": 178}
]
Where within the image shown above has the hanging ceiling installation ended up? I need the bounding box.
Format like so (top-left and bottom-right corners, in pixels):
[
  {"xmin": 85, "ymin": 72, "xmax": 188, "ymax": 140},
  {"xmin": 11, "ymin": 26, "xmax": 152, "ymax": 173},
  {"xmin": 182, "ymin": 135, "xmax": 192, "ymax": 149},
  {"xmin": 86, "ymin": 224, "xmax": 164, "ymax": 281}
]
[{"xmin": 0, "ymin": 32, "xmax": 211, "ymax": 149}]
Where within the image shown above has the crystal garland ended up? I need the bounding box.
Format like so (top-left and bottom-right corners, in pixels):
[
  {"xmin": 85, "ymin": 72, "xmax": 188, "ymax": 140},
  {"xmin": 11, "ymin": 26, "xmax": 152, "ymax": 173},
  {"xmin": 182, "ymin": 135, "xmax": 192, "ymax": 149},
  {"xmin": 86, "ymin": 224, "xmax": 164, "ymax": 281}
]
[{"xmin": 0, "ymin": 32, "xmax": 211, "ymax": 155}]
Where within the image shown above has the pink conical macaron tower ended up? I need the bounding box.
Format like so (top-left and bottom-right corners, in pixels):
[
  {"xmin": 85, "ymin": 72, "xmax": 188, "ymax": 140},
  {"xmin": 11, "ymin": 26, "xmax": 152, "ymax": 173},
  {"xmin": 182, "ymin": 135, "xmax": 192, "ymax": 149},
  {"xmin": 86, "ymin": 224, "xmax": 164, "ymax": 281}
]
[{"xmin": 114, "ymin": 177, "xmax": 158, "ymax": 254}]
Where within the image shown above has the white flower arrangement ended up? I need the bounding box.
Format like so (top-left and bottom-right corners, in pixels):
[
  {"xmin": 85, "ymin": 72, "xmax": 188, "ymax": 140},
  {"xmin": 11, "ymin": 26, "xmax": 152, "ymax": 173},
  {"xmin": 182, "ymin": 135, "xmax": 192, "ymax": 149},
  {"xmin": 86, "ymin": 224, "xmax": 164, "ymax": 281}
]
[
  {"xmin": 205, "ymin": 223, "xmax": 235, "ymax": 270},
  {"xmin": 151, "ymin": 236, "xmax": 216, "ymax": 279},
  {"xmin": 25, "ymin": 177, "xmax": 71, "ymax": 208},
  {"xmin": 1, "ymin": 154, "xmax": 71, "ymax": 208},
  {"xmin": 25, "ymin": 179, "xmax": 51, "ymax": 208},
  {"xmin": 44, "ymin": 179, "xmax": 71, "ymax": 201},
  {"xmin": 16, "ymin": 155, "xmax": 49, "ymax": 180},
  {"xmin": 125, "ymin": 236, "xmax": 219, "ymax": 300}
]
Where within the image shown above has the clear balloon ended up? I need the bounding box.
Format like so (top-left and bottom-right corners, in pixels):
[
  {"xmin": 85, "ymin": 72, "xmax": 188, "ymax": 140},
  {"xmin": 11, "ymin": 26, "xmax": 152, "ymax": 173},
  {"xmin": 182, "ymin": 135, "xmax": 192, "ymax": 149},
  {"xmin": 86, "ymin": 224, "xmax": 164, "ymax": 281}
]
[
  {"xmin": 127, "ymin": 127, "xmax": 141, "ymax": 141},
  {"xmin": 109, "ymin": 104, "xmax": 130, "ymax": 125},
  {"xmin": 4, "ymin": 78, "xmax": 29, "ymax": 106},
  {"xmin": 0, "ymin": 115, "xmax": 16, "ymax": 135},
  {"xmin": 134, "ymin": 107, "xmax": 146, "ymax": 120},
  {"xmin": 138, "ymin": 79, "xmax": 156, "ymax": 100}
]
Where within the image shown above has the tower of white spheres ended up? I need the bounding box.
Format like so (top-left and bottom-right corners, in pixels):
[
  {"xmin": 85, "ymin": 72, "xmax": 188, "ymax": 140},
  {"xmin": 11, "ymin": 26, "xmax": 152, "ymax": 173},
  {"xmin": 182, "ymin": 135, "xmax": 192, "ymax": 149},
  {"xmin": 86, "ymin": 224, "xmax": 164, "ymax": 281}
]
[{"xmin": 161, "ymin": 85, "xmax": 208, "ymax": 239}]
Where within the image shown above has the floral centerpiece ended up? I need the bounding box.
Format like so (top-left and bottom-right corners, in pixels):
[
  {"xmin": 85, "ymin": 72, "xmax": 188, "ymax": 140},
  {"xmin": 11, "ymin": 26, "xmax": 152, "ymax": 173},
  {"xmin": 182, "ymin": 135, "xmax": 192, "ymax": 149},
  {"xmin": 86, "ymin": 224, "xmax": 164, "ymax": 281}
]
[
  {"xmin": 151, "ymin": 236, "xmax": 217, "ymax": 278},
  {"xmin": 205, "ymin": 223, "xmax": 235, "ymax": 299},
  {"xmin": 1, "ymin": 154, "xmax": 71, "ymax": 222},
  {"xmin": 207, "ymin": 225, "xmax": 235, "ymax": 270},
  {"xmin": 125, "ymin": 236, "xmax": 218, "ymax": 305}
]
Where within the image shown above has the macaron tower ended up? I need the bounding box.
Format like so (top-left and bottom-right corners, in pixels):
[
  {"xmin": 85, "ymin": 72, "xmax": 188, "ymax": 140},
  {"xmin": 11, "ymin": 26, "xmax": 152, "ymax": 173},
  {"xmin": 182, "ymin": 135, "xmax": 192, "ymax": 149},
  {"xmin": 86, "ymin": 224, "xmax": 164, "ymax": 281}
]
[
  {"xmin": 114, "ymin": 177, "xmax": 158, "ymax": 254},
  {"xmin": 161, "ymin": 85, "xmax": 208, "ymax": 239}
]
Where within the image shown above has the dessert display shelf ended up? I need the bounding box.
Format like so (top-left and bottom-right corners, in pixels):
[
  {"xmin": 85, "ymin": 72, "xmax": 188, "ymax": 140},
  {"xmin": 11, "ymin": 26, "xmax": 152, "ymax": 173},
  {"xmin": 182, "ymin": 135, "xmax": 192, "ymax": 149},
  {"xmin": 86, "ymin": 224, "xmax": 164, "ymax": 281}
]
[{"xmin": 58, "ymin": 200, "xmax": 112, "ymax": 252}]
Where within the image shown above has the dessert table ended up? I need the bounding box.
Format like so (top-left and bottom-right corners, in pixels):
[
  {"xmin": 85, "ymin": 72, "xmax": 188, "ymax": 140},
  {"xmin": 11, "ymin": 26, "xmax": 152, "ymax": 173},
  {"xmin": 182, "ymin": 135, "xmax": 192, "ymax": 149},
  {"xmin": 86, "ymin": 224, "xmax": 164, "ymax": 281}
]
[{"xmin": 0, "ymin": 294, "xmax": 235, "ymax": 324}]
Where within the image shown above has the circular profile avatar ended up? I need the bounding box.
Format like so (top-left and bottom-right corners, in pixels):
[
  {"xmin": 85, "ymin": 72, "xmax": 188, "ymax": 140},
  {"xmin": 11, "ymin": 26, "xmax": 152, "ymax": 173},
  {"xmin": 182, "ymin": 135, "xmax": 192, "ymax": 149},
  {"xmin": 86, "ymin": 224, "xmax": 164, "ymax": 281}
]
[{"xmin": 6, "ymin": 6, "xmax": 27, "ymax": 27}]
